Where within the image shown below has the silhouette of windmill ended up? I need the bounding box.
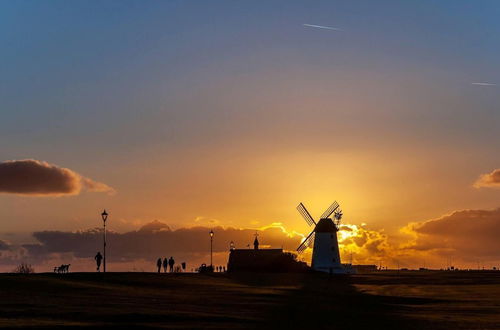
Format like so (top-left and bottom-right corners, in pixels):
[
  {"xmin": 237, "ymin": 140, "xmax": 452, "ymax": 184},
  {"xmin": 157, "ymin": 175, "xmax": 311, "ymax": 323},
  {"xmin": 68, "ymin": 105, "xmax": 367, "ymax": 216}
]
[{"xmin": 296, "ymin": 201, "xmax": 347, "ymax": 273}]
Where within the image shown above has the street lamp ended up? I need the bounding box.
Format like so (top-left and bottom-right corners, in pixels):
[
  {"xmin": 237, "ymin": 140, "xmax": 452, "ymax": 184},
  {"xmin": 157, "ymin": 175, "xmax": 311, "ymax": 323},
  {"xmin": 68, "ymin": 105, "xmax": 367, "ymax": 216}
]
[
  {"xmin": 101, "ymin": 209, "xmax": 108, "ymax": 273},
  {"xmin": 209, "ymin": 229, "xmax": 214, "ymax": 267}
]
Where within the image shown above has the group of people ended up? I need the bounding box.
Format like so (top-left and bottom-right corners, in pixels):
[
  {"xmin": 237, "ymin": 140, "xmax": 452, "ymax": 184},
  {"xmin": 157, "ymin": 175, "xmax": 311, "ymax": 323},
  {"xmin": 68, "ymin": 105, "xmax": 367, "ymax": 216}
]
[
  {"xmin": 214, "ymin": 266, "xmax": 226, "ymax": 272},
  {"xmin": 157, "ymin": 257, "xmax": 176, "ymax": 273},
  {"xmin": 92, "ymin": 251, "xmax": 186, "ymax": 273}
]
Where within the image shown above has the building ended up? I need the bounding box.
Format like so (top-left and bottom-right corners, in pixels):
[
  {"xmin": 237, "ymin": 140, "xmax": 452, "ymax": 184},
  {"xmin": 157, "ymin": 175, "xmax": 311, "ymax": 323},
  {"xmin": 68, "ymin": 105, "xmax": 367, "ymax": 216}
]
[
  {"xmin": 227, "ymin": 235, "xmax": 308, "ymax": 273},
  {"xmin": 351, "ymin": 264, "xmax": 378, "ymax": 273}
]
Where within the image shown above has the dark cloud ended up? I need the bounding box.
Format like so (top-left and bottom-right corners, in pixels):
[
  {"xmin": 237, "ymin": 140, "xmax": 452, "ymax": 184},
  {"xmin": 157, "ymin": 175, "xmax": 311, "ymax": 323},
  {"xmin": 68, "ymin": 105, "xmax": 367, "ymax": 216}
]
[
  {"xmin": 138, "ymin": 220, "xmax": 171, "ymax": 232},
  {"xmin": 406, "ymin": 208, "xmax": 500, "ymax": 259},
  {"xmin": 0, "ymin": 159, "xmax": 114, "ymax": 196},
  {"xmin": 5, "ymin": 209, "xmax": 500, "ymax": 271},
  {"xmin": 28, "ymin": 222, "xmax": 302, "ymax": 263},
  {"xmin": 474, "ymin": 168, "xmax": 500, "ymax": 188},
  {"xmin": 0, "ymin": 240, "xmax": 10, "ymax": 250}
]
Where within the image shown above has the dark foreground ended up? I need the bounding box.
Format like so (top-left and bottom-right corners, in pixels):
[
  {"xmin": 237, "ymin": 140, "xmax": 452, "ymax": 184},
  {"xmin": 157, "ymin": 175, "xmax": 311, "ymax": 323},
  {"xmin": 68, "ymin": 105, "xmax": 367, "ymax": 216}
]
[{"xmin": 0, "ymin": 271, "xmax": 499, "ymax": 329}]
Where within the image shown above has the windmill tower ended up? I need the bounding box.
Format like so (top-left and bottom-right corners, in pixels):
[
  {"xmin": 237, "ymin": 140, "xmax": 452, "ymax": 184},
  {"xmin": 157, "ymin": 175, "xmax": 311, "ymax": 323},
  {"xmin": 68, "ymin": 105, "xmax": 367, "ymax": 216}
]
[{"xmin": 296, "ymin": 201, "xmax": 346, "ymax": 274}]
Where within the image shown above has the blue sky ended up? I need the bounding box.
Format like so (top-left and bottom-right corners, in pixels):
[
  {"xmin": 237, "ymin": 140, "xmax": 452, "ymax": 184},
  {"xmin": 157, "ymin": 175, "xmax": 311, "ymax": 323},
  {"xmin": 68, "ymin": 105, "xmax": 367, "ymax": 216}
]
[{"xmin": 1, "ymin": 0, "xmax": 499, "ymax": 236}]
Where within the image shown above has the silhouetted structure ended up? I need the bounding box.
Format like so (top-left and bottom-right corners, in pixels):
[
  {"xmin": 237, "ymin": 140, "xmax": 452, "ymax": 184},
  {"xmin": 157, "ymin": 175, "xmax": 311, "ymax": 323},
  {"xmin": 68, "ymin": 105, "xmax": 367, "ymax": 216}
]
[
  {"xmin": 95, "ymin": 252, "xmax": 103, "ymax": 272},
  {"xmin": 227, "ymin": 235, "xmax": 307, "ymax": 273},
  {"xmin": 101, "ymin": 210, "xmax": 108, "ymax": 273},
  {"xmin": 197, "ymin": 263, "xmax": 214, "ymax": 273},
  {"xmin": 351, "ymin": 264, "xmax": 378, "ymax": 273},
  {"xmin": 296, "ymin": 201, "xmax": 349, "ymax": 274}
]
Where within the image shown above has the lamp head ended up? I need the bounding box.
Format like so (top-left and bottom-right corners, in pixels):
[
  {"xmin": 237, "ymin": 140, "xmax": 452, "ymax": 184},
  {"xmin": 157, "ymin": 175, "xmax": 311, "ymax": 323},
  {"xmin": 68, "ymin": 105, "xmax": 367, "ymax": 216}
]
[
  {"xmin": 101, "ymin": 209, "xmax": 108, "ymax": 222},
  {"xmin": 209, "ymin": 229, "xmax": 214, "ymax": 238}
]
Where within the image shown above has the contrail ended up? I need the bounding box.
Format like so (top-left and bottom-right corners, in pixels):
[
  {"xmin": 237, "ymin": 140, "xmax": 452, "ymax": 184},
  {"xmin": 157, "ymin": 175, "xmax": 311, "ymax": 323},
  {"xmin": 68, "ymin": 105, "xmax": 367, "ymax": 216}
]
[
  {"xmin": 471, "ymin": 82, "xmax": 496, "ymax": 86},
  {"xmin": 303, "ymin": 24, "xmax": 342, "ymax": 31}
]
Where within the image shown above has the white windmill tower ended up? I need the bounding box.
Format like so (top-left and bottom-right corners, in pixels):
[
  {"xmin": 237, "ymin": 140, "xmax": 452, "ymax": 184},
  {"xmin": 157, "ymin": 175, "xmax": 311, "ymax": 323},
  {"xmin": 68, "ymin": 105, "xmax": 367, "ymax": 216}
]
[{"xmin": 296, "ymin": 201, "xmax": 347, "ymax": 274}]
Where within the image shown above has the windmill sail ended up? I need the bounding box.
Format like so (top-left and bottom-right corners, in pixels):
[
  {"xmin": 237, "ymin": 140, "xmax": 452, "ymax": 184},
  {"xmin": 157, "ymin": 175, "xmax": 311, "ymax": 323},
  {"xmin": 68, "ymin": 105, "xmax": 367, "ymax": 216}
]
[
  {"xmin": 297, "ymin": 203, "xmax": 316, "ymax": 226},
  {"xmin": 320, "ymin": 201, "xmax": 339, "ymax": 219},
  {"xmin": 297, "ymin": 231, "xmax": 315, "ymax": 253}
]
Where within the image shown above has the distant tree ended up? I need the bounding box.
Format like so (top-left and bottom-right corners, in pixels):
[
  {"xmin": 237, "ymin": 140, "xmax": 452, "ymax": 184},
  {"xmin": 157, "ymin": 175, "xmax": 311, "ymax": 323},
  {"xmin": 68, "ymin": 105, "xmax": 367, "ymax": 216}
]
[{"xmin": 13, "ymin": 263, "xmax": 35, "ymax": 274}]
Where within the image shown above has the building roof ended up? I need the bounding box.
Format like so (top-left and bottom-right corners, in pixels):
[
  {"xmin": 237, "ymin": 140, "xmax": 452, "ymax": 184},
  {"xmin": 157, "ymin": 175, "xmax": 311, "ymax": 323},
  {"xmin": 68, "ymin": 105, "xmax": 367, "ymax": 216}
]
[
  {"xmin": 227, "ymin": 248, "xmax": 307, "ymax": 273},
  {"xmin": 231, "ymin": 248, "xmax": 283, "ymax": 254},
  {"xmin": 315, "ymin": 218, "xmax": 337, "ymax": 233}
]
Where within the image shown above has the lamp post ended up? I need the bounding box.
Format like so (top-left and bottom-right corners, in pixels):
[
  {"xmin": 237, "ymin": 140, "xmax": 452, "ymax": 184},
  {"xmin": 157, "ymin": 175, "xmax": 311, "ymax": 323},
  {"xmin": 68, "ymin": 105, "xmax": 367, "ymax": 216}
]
[
  {"xmin": 101, "ymin": 209, "xmax": 108, "ymax": 273},
  {"xmin": 209, "ymin": 229, "xmax": 214, "ymax": 267}
]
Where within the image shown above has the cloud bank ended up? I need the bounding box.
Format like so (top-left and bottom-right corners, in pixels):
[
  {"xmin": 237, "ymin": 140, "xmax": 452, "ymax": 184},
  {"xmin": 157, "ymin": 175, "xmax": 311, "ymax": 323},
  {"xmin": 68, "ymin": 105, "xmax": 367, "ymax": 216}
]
[
  {"xmin": 1, "ymin": 207, "xmax": 499, "ymax": 271},
  {"xmin": 474, "ymin": 168, "xmax": 500, "ymax": 188},
  {"xmin": 0, "ymin": 159, "xmax": 114, "ymax": 196},
  {"xmin": 4, "ymin": 223, "xmax": 303, "ymax": 271},
  {"xmin": 27, "ymin": 224, "xmax": 301, "ymax": 262},
  {"xmin": 404, "ymin": 208, "xmax": 500, "ymax": 259}
]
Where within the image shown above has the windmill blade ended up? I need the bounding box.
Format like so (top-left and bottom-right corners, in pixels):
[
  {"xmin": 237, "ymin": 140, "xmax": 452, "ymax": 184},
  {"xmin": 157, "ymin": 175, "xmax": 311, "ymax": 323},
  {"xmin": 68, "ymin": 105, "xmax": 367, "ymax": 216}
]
[
  {"xmin": 321, "ymin": 201, "xmax": 339, "ymax": 219},
  {"xmin": 297, "ymin": 231, "xmax": 315, "ymax": 254},
  {"xmin": 297, "ymin": 203, "xmax": 316, "ymax": 226}
]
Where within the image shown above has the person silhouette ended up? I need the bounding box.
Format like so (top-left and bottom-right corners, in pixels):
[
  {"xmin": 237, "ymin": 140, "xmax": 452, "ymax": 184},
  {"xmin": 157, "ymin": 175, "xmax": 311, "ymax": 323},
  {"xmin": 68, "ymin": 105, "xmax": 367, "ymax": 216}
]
[
  {"xmin": 95, "ymin": 252, "xmax": 103, "ymax": 272},
  {"xmin": 168, "ymin": 256, "xmax": 175, "ymax": 273},
  {"xmin": 163, "ymin": 257, "xmax": 168, "ymax": 273},
  {"xmin": 156, "ymin": 258, "xmax": 162, "ymax": 273}
]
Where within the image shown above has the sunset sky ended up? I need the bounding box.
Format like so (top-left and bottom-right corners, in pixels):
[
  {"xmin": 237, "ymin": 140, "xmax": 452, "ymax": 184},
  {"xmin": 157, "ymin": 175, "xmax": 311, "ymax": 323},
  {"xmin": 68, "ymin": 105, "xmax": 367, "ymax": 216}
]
[{"xmin": 1, "ymin": 1, "xmax": 499, "ymax": 271}]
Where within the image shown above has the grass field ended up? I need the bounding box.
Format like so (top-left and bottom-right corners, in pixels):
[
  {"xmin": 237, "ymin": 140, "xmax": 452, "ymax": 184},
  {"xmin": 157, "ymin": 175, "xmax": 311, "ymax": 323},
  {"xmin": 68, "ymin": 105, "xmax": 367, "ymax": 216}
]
[{"xmin": 0, "ymin": 271, "xmax": 498, "ymax": 329}]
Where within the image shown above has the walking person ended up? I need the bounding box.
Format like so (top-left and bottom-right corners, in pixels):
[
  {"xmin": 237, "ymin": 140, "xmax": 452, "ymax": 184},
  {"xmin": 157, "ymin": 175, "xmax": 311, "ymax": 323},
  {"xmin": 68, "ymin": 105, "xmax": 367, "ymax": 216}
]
[
  {"xmin": 156, "ymin": 258, "xmax": 162, "ymax": 273},
  {"xmin": 95, "ymin": 252, "xmax": 103, "ymax": 272},
  {"xmin": 168, "ymin": 256, "xmax": 175, "ymax": 273},
  {"xmin": 163, "ymin": 257, "xmax": 168, "ymax": 273}
]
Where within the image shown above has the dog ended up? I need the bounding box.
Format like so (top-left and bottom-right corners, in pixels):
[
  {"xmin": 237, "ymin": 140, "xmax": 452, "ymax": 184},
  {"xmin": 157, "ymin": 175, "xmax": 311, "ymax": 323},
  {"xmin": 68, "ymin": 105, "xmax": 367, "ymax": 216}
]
[{"xmin": 56, "ymin": 264, "xmax": 71, "ymax": 273}]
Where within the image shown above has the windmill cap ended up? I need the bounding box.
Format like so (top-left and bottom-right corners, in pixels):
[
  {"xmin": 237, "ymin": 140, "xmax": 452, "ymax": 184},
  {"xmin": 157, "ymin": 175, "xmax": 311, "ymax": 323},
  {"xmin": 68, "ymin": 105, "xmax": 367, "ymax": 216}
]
[{"xmin": 315, "ymin": 218, "xmax": 337, "ymax": 232}]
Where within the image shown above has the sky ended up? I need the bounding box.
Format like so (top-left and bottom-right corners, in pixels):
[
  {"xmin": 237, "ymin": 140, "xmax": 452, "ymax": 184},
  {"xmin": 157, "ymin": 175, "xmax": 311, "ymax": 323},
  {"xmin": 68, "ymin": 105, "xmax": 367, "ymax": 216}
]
[{"xmin": 1, "ymin": 0, "xmax": 499, "ymax": 271}]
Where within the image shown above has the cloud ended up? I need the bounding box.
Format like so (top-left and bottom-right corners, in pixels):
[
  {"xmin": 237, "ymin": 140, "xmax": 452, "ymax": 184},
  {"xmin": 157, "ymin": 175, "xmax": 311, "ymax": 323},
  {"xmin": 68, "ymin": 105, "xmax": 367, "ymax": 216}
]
[
  {"xmin": 336, "ymin": 223, "xmax": 391, "ymax": 262},
  {"xmin": 474, "ymin": 168, "xmax": 500, "ymax": 188},
  {"xmin": 17, "ymin": 222, "xmax": 302, "ymax": 268},
  {"xmin": 303, "ymin": 24, "xmax": 342, "ymax": 31},
  {"xmin": 0, "ymin": 240, "xmax": 10, "ymax": 251},
  {"xmin": 12, "ymin": 219, "xmax": 393, "ymax": 270},
  {"xmin": 471, "ymin": 82, "xmax": 496, "ymax": 86},
  {"xmin": 3, "ymin": 209, "xmax": 500, "ymax": 271},
  {"xmin": 402, "ymin": 208, "xmax": 500, "ymax": 261},
  {"xmin": 0, "ymin": 159, "xmax": 114, "ymax": 196},
  {"xmin": 138, "ymin": 220, "xmax": 171, "ymax": 232}
]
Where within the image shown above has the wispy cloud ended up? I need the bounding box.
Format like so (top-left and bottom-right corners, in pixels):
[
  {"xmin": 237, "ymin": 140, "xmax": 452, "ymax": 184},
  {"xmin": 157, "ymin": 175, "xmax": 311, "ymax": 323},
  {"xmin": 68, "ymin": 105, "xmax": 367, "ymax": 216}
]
[
  {"xmin": 303, "ymin": 24, "xmax": 342, "ymax": 31},
  {"xmin": 471, "ymin": 82, "xmax": 496, "ymax": 86}
]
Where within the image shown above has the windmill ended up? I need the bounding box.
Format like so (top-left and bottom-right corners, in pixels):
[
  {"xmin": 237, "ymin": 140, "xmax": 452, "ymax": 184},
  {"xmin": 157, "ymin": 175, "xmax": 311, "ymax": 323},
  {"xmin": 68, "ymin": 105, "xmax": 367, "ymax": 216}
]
[{"xmin": 296, "ymin": 201, "xmax": 346, "ymax": 273}]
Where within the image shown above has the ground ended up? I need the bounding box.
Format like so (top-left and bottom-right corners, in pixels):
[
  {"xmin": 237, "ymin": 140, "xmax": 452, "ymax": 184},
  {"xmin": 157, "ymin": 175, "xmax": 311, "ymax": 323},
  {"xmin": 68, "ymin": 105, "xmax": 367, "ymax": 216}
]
[{"xmin": 0, "ymin": 271, "xmax": 498, "ymax": 329}]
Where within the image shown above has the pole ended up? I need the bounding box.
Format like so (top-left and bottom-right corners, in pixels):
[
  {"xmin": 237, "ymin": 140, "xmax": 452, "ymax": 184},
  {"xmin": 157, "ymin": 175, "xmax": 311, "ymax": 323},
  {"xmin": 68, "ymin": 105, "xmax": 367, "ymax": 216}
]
[
  {"xmin": 210, "ymin": 235, "xmax": 213, "ymax": 267},
  {"xmin": 104, "ymin": 221, "xmax": 106, "ymax": 273}
]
